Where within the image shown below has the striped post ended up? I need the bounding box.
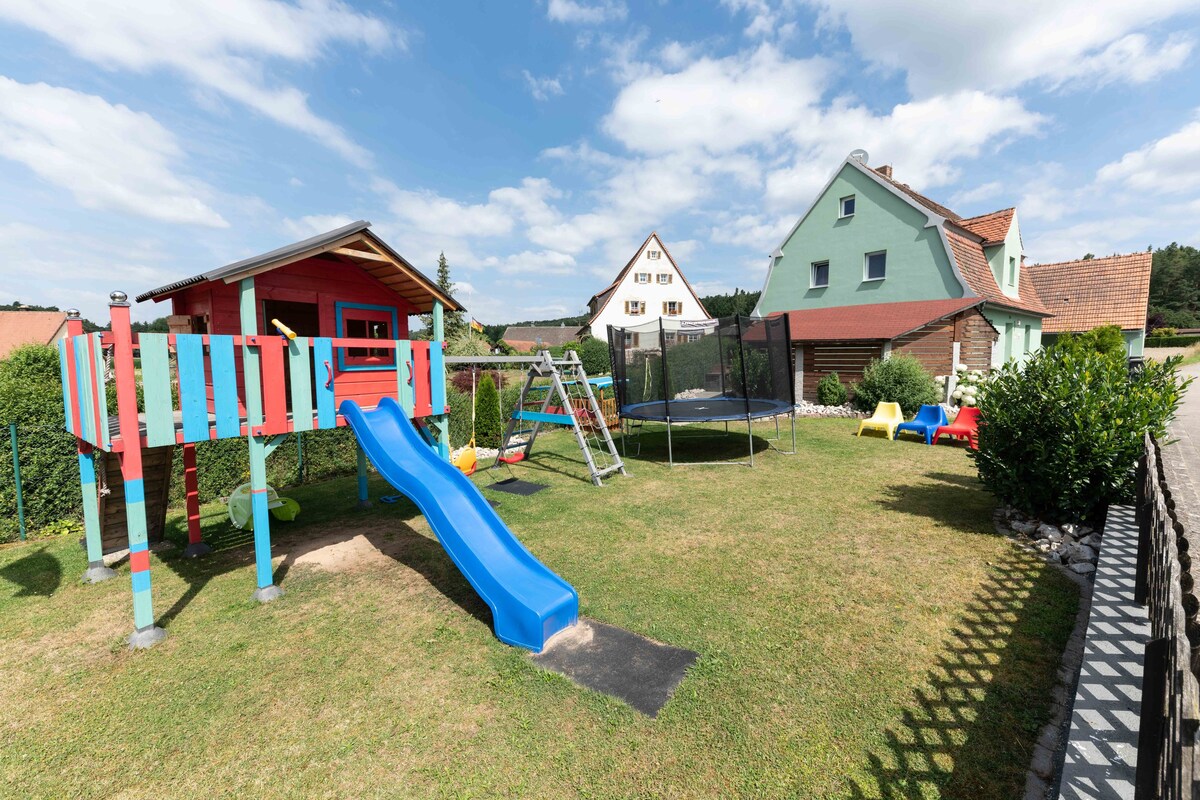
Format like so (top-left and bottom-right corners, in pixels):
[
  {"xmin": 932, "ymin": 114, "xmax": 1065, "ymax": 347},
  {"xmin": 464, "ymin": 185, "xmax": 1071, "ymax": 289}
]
[
  {"xmin": 240, "ymin": 278, "xmax": 282, "ymax": 603},
  {"xmin": 181, "ymin": 443, "xmax": 210, "ymax": 557},
  {"xmin": 430, "ymin": 301, "xmax": 450, "ymax": 460},
  {"xmin": 356, "ymin": 441, "xmax": 371, "ymax": 508},
  {"xmin": 109, "ymin": 292, "xmax": 166, "ymax": 648}
]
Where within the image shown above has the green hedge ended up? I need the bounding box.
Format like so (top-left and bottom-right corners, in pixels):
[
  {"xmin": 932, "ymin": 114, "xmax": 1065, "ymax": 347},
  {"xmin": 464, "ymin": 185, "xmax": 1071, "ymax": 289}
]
[
  {"xmin": 1146, "ymin": 335, "xmax": 1200, "ymax": 348},
  {"xmin": 0, "ymin": 345, "xmax": 80, "ymax": 541}
]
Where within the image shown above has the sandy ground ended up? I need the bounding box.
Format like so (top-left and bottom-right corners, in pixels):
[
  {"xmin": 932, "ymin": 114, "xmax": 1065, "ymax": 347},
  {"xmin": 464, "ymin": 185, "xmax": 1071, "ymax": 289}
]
[{"xmin": 276, "ymin": 525, "xmax": 412, "ymax": 571}]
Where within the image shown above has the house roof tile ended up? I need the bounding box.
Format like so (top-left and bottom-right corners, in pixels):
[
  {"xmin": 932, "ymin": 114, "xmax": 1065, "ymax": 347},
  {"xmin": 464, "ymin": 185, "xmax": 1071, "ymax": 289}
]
[
  {"xmin": 944, "ymin": 229, "xmax": 1051, "ymax": 316},
  {"xmin": 500, "ymin": 326, "xmax": 580, "ymax": 348},
  {"xmin": 959, "ymin": 208, "xmax": 1015, "ymax": 245},
  {"xmin": 775, "ymin": 297, "xmax": 985, "ymax": 342},
  {"xmin": 1025, "ymin": 252, "xmax": 1152, "ymax": 333},
  {"xmin": 0, "ymin": 311, "xmax": 67, "ymax": 359},
  {"xmin": 872, "ymin": 167, "xmax": 962, "ymax": 220}
]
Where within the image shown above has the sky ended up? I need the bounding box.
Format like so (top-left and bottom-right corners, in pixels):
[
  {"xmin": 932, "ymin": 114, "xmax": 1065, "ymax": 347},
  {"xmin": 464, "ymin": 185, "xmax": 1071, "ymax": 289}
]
[{"xmin": 0, "ymin": 0, "xmax": 1199, "ymax": 325}]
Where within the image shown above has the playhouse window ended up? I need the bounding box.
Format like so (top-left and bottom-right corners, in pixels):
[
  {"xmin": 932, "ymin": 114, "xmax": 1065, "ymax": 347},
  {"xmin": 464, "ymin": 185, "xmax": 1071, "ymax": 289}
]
[{"xmin": 336, "ymin": 302, "xmax": 397, "ymax": 370}]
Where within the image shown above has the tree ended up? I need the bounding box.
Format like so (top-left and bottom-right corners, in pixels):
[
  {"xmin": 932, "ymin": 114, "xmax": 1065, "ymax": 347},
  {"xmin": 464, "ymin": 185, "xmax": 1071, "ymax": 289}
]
[
  {"xmin": 1147, "ymin": 243, "xmax": 1200, "ymax": 328},
  {"xmin": 418, "ymin": 252, "xmax": 466, "ymax": 341},
  {"xmin": 474, "ymin": 375, "xmax": 502, "ymax": 448}
]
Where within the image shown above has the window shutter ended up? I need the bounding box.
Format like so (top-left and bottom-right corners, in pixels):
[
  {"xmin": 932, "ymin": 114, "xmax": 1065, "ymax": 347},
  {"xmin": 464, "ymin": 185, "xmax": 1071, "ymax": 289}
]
[
  {"xmin": 624, "ymin": 301, "xmax": 629, "ymax": 314},
  {"xmin": 662, "ymin": 302, "xmax": 668, "ymax": 314}
]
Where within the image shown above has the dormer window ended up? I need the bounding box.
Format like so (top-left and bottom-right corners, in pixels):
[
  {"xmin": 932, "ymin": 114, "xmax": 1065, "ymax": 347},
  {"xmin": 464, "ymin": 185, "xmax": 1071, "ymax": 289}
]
[
  {"xmin": 1007, "ymin": 256, "xmax": 1017, "ymax": 287},
  {"xmin": 635, "ymin": 272, "xmax": 650, "ymax": 283},
  {"xmin": 647, "ymin": 250, "xmax": 661, "ymax": 260},
  {"xmin": 839, "ymin": 195, "xmax": 856, "ymax": 218}
]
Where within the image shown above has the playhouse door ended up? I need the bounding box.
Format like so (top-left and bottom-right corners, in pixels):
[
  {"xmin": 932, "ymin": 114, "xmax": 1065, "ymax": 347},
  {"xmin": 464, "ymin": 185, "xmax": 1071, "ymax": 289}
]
[{"xmin": 262, "ymin": 300, "xmax": 321, "ymax": 414}]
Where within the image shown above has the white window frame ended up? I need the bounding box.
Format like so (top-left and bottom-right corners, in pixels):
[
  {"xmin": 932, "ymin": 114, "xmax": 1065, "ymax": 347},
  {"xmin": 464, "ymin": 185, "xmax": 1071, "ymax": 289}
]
[
  {"xmin": 810, "ymin": 260, "xmax": 830, "ymax": 289},
  {"xmin": 624, "ymin": 332, "xmax": 639, "ymax": 347},
  {"xmin": 647, "ymin": 250, "xmax": 661, "ymax": 260},
  {"xmin": 625, "ymin": 299, "xmax": 645, "ymax": 316},
  {"xmin": 664, "ymin": 301, "xmax": 682, "ymax": 316},
  {"xmin": 839, "ymin": 195, "xmax": 856, "ymax": 218},
  {"xmin": 1007, "ymin": 256, "xmax": 1017, "ymax": 287},
  {"xmin": 656, "ymin": 272, "xmax": 672, "ymax": 285},
  {"xmin": 863, "ymin": 250, "xmax": 886, "ymax": 282},
  {"xmin": 634, "ymin": 272, "xmax": 650, "ymax": 284}
]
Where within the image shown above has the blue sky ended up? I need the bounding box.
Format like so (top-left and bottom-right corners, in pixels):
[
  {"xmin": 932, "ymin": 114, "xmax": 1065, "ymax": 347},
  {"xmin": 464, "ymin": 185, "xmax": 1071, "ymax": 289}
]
[{"xmin": 0, "ymin": 0, "xmax": 1198, "ymax": 324}]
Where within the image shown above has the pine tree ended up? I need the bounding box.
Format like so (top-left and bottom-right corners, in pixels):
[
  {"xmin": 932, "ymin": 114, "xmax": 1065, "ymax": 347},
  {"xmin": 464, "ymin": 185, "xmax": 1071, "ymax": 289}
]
[
  {"xmin": 474, "ymin": 374, "xmax": 502, "ymax": 448},
  {"xmin": 418, "ymin": 252, "xmax": 467, "ymax": 340}
]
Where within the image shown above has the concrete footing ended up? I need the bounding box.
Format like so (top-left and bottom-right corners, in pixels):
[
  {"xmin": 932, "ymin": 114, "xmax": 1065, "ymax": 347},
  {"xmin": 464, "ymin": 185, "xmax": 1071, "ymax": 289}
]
[
  {"xmin": 127, "ymin": 625, "xmax": 167, "ymax": 650},
  {"xmin": 183, "ymin": 541, "xmax": 212, "ymax": 558},
  {"xmin": 252, "ymin": 584, "xmax": 284, "ymax": 603},
  {"xmin": 81, "ymin": 563, "xmax": 117, "ymax": 584},
  {"xmin": 356, "ymin": 499, "xmax": 373, "ymax": 509}
]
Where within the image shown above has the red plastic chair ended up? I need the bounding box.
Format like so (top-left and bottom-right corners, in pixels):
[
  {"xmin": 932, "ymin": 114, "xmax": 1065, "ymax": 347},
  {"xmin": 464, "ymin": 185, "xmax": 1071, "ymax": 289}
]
[{"xmin": 934, "ymin": 406, "xmax": 981, "ymax": 449}]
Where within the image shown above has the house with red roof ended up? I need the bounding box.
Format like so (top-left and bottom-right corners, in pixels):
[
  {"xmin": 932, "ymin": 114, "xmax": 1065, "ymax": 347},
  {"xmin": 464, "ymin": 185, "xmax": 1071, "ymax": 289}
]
[
  {"xmin": 755, "ymin": 152, "xmax": 1150, "ymax": 402},
  {"xmin": 0, "ymin": 310, "xmax": 69, "ymax": 360}
]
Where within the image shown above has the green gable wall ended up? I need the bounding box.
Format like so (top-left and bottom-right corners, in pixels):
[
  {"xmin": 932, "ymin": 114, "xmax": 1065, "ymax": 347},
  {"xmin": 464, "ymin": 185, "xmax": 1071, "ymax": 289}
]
[
  {"xmin": 982, "ymin": 212, "xmax": 1023, "ymax": 300},
  {"xmin": 982, "ymin": 308, "xmax": 1042, "ymax": 366},
  {"xmin": 756, "ymin": 163, "xmax": 966, "ymax": 315}
]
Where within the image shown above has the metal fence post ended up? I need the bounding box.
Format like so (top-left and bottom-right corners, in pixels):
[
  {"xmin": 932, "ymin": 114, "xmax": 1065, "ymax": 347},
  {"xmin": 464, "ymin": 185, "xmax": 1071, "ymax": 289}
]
[{"xmin": 9, "ymin": 423, "xmax": 26, "ymax": 541}]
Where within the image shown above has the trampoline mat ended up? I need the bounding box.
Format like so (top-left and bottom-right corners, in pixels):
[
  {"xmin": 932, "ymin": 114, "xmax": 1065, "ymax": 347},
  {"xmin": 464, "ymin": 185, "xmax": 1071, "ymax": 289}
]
[{"xmin": 620, "ymin": 397, "xmax": 793, "ymax": 422}]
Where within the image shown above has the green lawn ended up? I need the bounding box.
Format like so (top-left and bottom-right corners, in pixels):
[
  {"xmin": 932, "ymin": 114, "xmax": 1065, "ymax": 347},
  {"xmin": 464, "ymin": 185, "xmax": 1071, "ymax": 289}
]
[{"xmin": 0, "ymin": 419, "xmax": 1077, "ymax": 799}]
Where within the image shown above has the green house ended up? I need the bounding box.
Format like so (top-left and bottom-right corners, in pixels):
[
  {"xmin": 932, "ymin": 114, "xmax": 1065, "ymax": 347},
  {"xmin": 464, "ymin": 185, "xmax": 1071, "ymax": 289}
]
[{"xmin": 755, "ymin": 153, "xmax": 1150, "ymax": 401}]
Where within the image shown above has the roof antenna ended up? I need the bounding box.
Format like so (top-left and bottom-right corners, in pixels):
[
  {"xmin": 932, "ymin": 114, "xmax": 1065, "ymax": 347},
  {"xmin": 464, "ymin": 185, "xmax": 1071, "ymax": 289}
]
[{"xmin": 849, "ymin": 149, "xmax": 869, "ymax": 165}]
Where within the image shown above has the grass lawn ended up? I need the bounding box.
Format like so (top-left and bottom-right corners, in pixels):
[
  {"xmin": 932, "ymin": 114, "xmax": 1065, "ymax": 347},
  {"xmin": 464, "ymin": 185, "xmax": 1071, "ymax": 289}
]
[{"xmin": 0, "ymin": 419, "xmax": 1077, "ymax": 799}]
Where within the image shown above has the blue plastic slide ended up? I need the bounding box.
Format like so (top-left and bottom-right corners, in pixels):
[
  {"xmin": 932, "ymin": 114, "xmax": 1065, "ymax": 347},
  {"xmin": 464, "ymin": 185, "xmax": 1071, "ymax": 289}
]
[{"xmin": 339, "ymin": 397, "xmax": 578, "ymax": 652}]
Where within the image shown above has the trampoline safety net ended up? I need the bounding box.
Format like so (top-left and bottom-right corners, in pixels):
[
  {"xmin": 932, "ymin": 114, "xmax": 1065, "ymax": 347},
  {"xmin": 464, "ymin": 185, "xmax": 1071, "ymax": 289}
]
[{"xmin": 606, "ymin": 315, "xmax": 795, "ymax": 422}]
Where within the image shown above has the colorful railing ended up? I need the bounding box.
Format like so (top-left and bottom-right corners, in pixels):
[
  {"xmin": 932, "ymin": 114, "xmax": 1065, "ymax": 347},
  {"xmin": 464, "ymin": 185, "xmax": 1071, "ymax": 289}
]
[{"xmin": 60, "ymin": 331, "xmax": 445, "ymax": 451}]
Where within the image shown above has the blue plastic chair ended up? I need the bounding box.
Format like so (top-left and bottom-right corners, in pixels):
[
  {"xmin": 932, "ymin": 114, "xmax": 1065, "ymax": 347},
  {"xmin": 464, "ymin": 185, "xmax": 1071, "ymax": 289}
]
[{"xmin": 895, "ymin": 404, "xmax": 949, "ymax": 445}]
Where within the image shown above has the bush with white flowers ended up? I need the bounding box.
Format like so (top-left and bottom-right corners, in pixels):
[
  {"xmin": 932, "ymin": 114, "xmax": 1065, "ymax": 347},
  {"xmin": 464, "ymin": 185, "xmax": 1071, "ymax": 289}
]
[{"xmin": 950, "ymin": 364, "xmax": 990, "ymax": 407}]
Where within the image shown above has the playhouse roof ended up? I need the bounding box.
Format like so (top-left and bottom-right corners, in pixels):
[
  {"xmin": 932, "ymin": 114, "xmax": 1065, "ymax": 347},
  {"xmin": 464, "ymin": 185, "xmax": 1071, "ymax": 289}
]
[{"xmin": 136, "ymin": 220, "xmax": 464, "ymax": 313}]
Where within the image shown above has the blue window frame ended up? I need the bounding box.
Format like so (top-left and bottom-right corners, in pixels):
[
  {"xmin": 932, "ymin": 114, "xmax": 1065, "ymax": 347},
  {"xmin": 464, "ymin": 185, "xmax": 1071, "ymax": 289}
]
[{"xmin": 335, "ymin": 301, "xmax": 399, "ymax": 371}]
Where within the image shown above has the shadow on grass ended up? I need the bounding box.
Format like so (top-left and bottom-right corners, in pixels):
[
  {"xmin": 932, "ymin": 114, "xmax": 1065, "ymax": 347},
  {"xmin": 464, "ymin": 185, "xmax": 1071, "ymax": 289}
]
[
  {"xmin": 875, "ymin": 472, "xmax": 995, "ymax": 531},
  {"xmin": 155, "ymin": 491, "xmax": 492, "ymax": 635},
  {"xmin": 612, "ymin": 423, "xmax": 773, "ymax": 466},
  {"xmin": 0, "ymin": 547, "xmax": 62, "ymax": 597},
  {"xmin": 846, "ymin": 547, "xmax": 1076, "ymax": 799}
]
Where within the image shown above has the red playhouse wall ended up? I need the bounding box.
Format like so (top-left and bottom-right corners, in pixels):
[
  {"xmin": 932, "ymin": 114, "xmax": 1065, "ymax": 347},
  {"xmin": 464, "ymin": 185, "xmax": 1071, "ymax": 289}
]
[{"xmin": 163, "ymin": 256, "xmax": 421, "ymax": 414}]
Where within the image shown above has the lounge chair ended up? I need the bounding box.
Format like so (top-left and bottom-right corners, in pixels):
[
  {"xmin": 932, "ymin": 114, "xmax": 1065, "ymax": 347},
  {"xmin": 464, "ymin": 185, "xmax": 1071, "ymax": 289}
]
[
  {"xmin": 934, "ymin": 406, "xmax": 981, "ymax": 449},
  {"xmin": 856, "ymin": 401, "xmax": 904, "ymax": 440},
  {"xmin": 895, "ymin": 404, "xmax": 949, "ymax": 445}
]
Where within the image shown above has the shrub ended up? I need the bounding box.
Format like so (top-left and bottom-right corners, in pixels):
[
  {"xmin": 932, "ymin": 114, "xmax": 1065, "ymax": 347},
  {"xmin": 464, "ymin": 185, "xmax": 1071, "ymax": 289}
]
[
  {"xmin": 1048, "ymin": 324, "xmax": 1127, "ymax": 359},
  {"xmin": 816, "ymin": 372, "xmax": 848, "ymax": 406},
  {"xmin": 578, "ymin": 337, "xmax": 611, "ymax": 376},
  {"xmin": 1150, "ymin": 327, "xmax": 1178, "ymax": 338},
  {"xmin": 850, "ymin": 355, "xmax": 939, "ymax": 417},
  {"xmin": 949, "ymin": 364, "xmax": 990, "ymax": 408},
  {"xmin": 446, "ymin": 332, "xmax": 492, "ymax": 359},
  {"xmin": 0, "ymin": 344, "xmax": 80, "ymax": 541},
  {"xmin": 1147, "ymin": 335, "xmax": 1200, "ymax": 348},
  {"xmin": 474, "ymin": 375, "xmax": 502, "ymax": 448},
  {"xmin": 972, "ymin": 347, "xmax": 1191, "ymax": 524}
]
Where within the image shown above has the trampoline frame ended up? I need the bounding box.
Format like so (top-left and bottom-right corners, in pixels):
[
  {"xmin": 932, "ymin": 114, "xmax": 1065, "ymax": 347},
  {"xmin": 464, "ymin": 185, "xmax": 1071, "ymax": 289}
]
[{"xmin": 608, "ymin": 313, "xmax": 798, "ymax": 468}]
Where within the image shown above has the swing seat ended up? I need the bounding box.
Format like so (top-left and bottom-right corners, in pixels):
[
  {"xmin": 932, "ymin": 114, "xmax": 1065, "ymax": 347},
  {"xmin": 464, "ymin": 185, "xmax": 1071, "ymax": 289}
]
[
  {"xmin": 498, "ymin": 452, "xmax": 525, "ymax": 464},
  {"xmin": 453, "ymin": 438, "xmax": 478, "ymax": 476}
]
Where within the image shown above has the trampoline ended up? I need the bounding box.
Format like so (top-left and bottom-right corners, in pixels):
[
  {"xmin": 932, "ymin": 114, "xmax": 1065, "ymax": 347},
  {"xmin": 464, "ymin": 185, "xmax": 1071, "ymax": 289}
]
[{"xmin": 607, "ymin": 315, "xmax": 796, "ymax": 467}]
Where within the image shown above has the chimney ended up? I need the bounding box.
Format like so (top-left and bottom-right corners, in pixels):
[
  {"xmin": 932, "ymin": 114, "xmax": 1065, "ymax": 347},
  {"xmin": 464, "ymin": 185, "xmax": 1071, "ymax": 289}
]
[{"xmin": 876, "ymin": 164, "xmax": 893, "ymax": 180}]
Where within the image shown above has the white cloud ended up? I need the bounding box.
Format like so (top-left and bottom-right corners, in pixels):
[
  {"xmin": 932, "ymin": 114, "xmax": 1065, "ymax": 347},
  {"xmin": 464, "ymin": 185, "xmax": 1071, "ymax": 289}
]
[
  {"xmin": 546, "ymin": 0, "xmax": 627, "ymax": 24},
  {"xmin": 1097, "ymin": 113, "xmax": 1200, "ymax": 194},
  {"xmin": 479, "ymin": 249, "xmax": 578, "ymax": 275},
  {"xmin": 373, "ymin": 180, "xmax": 514, "ymax": 238},
  {"xmin": 766, "ymin": 91, "xmax": 1045, "ymax": 207},
  {"xmin": 721, "ymin": 0, "xmax": 799, "ymax": 40},
  {"xmin": 0, "ymin": 77, "xmax": 226, "ymax": 227},
  {"xmin": 951, "ymin": 181, "xmax": 1006, "ymax": 207},
  {"xmin": 522, "ymin": 70, "xmax": 564, "ymax": 101},
  {"xmin": 282, "ymin": 214, "xmax": 355, "ymax": 238},
  {"xmin": 0, "ymin": 0, "xmax": 401, "ymax": 165},
  {"xmin": 288, "ymin": 176, "xmax": 304, "ymax": 188},
  {"xmin": 709, "ymin": 213, "xmax": 793, "ymax": 250},
  {"xmin": 803, "ymin": 0, "xmax": 1199, "ymax": 95},
  {"xmin": 603, "ymin": 45, "xmax": 828, "ymax": 155}
]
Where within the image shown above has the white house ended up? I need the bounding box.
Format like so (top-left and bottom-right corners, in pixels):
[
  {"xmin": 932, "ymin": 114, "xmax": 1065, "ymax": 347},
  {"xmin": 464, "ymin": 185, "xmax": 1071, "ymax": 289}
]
[{"xmin": 579, "ymin": 232, "xmax": 709, "ymax": 343}]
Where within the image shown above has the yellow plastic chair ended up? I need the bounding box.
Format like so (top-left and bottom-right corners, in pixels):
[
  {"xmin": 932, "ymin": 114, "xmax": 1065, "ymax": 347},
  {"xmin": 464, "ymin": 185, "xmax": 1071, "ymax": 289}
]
[{"xmin": 856, "ymin": 402, "xmax": 904, "ymax": 440}]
